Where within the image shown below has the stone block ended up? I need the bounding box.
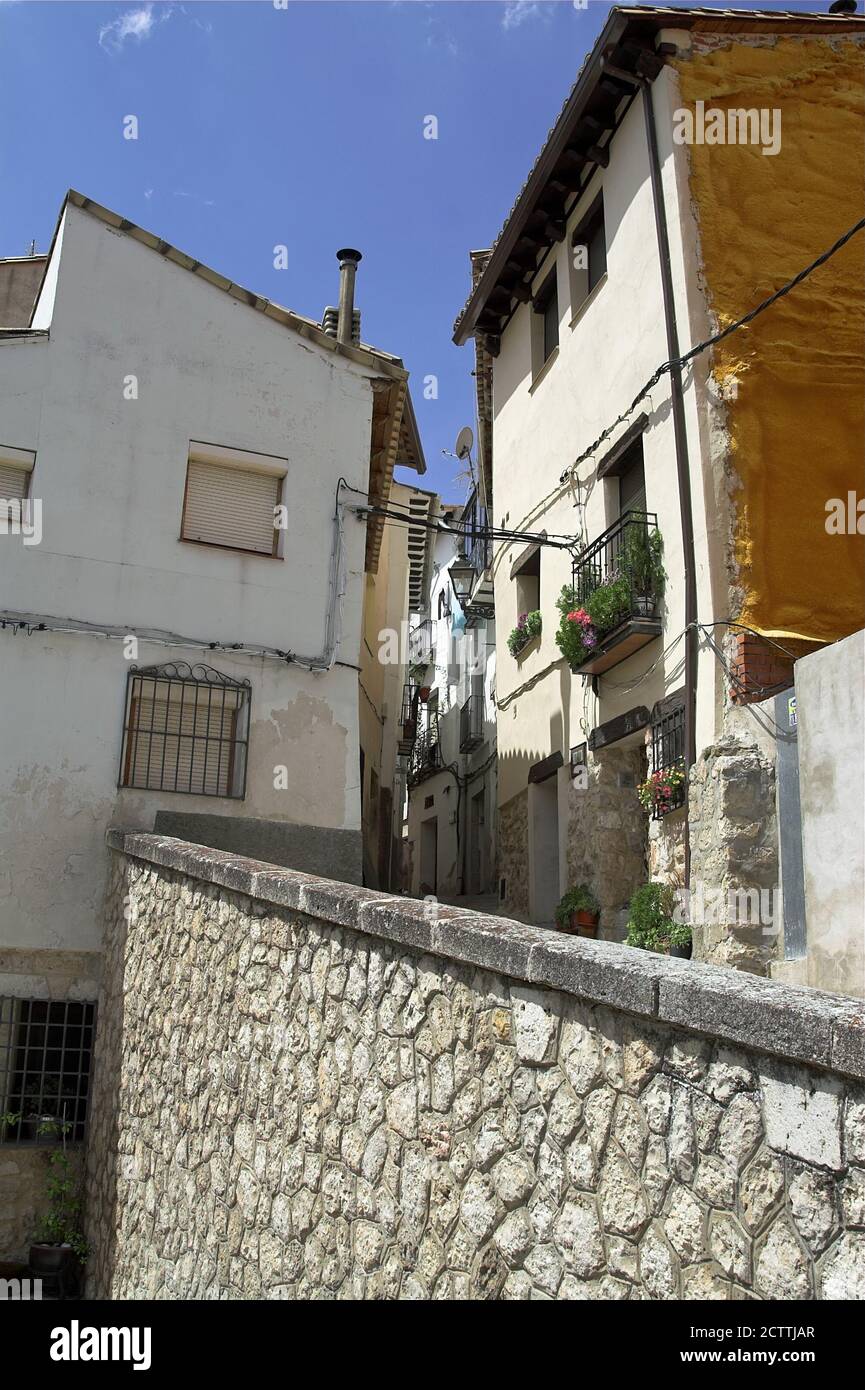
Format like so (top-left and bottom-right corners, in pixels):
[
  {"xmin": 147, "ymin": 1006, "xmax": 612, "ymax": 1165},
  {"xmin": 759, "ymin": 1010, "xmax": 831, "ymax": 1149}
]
[
  {"xmin": 657, "ymin": 963, "xmax": 837, "ymax": 1069},
  {"xmin": 760, "ymin": 1060, "xmax": 843, "ymax": 1170}
]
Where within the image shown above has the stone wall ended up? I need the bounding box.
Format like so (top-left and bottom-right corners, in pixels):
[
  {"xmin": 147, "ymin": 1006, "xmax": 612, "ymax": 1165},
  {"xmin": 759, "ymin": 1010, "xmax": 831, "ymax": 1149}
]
[
  {"xmin": 688, "ymin": 738, "xmax": 779, "ymax": 976},
  {"xmin": 85, "ymin": 832, "xmax": 865, "ymax": 1300},
  {"xmin": 566, "ymin": 746, "xmax": 647, "ymax": 940},
  {"xmin": 498, "ymin": 791, "xmax": 529, "ymax": 919}
]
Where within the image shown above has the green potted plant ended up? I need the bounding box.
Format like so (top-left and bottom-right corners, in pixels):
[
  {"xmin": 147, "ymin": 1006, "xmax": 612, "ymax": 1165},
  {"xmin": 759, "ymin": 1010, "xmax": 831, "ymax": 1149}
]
[
  {"xmin": 554, "ymin": 885, "xmax": 600, "ymax": 937},
  {"xmin": 27, "ymin": 1116, "xmax": 89, "ymax": 1294},
  {"xmin": 626, "ymin": 882, "xmax": 677, "ymax": 952},
  {"xmin": 668, "ymin": 920, "xmax": 693, "ymax": 960},
  {"xmin": 637, "ymin": 762, "xmax": 687, "ymax": 815},
  {"xmin": 507, "ymin": 609, "xmax": 542, "ymax": 657},
  {"xmin": 618, "ymin": 524, "xmax": 665, "ymax": 618}
]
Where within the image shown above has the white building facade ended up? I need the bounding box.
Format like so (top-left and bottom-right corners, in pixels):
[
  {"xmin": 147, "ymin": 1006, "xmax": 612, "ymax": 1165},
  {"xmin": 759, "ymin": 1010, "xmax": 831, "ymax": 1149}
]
[
  {"xmin": 403, "ymin": 490, "xmax": 497, "ymax": 902},
  {"xmin": 0, "ymin": 192, "xmax": 413, "ymax": 981}
]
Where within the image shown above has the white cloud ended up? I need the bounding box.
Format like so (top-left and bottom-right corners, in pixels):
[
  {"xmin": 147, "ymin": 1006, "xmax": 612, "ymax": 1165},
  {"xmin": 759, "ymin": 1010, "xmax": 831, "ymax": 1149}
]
[
  {"xmin": 502, "ymin": 2, "xmax": 544, "ymax": 31},
  {"xmin": 99, "ymin": 4, "xmax": 172, "ymax": 55}
]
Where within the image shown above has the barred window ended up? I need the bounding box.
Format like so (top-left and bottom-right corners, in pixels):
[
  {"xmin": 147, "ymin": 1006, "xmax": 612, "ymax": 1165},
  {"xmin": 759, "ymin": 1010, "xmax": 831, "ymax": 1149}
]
[
  {"xmin": 119, "ymin": 662, "xmax": 250, "ymax": 798},
  {"xmin": 649, "ymin": 696, "xmax": 686, "ymax": 820},
  {"xmin": 0, "ymin": 999, "xmax": 96, "ymax": 1146}
]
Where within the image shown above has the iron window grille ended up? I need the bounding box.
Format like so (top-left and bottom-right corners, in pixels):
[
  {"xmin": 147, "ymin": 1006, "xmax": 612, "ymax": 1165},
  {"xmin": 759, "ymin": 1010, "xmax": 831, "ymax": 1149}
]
[
  {"xmin": 649, "ymin": 701, "xmax": 686, "ymax": 820},
  {"xmin": 119, "ymin": 662, "xmax": 251, "ymax": 798},
  {"xmin": 0, "ymin": 998, "xmax": 96, "ymax": 1146},
  {"xmin": 571, "ymin": 510, "xmax": 660, "ymax": 619}
]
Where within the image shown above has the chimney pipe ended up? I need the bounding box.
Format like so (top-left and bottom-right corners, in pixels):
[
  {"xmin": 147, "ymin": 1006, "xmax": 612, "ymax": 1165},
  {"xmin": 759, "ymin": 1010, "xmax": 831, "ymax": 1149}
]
[{"xmin": 336, "ymin": 248, "xmax": 362, "ymax": 345}]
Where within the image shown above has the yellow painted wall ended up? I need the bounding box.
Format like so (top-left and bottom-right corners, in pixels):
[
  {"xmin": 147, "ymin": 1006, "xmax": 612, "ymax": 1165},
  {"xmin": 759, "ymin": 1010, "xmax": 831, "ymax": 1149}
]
[{"xmin": 675, "ymin": 37, "xmax": 864, "ymax": 642}]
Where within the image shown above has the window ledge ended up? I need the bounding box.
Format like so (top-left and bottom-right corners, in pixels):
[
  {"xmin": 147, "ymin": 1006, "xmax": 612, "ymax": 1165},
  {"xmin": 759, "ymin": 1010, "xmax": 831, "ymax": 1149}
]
[
  {"xmin": 179, "ymin": 537, "xmax": 283, "ymax": 560},
  {"xmin": 529, "ymin": 346, "xmax": 559, "ymax": 395},
  {"xmin": 569, "ymin": 272, "xmax": 608, "ymax": 330},
  {"xmin": 514, "ymin": 633, "xmax": 541, "ymax": 663}
]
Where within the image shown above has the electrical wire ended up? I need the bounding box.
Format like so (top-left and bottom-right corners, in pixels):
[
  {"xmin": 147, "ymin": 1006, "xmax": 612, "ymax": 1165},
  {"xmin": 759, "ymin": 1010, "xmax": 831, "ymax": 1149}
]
[
  {"xmin": 558, "ymin": 215, "xmax": 865, "ymax": 484},
  {"xmin": 357, "ymin": 502, "xmax": 577, "ymax": 551}
]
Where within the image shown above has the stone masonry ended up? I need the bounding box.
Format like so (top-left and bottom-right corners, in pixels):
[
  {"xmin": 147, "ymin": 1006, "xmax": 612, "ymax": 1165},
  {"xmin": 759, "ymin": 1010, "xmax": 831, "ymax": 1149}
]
[
  {"xmin": 567, "ymin": 745, "xmax": 648, "ymax": 940},
  {"xmin": 497, "ymin": 790, "xmax": 529, "ymax": 920},
  {"xmin": 689, "ymin": 738, "xmax": 779, "ymax": 976},
  {"xmin": 85, "ymin": 832, "xmax": 865, "ymax": 1300}
]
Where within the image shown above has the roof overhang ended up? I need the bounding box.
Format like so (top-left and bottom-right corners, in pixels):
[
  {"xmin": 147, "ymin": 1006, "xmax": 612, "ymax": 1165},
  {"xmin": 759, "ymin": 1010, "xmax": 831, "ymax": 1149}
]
[{"xmin": 454, "ymin": 5, "xmax": 865, "ymax": 350}]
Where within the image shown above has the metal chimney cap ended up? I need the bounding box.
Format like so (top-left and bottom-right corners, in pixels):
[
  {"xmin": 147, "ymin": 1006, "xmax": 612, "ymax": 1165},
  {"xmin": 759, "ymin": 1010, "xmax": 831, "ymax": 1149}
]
[{"xmin": 336, "ymin": 248, "xmax": 363, "ymax": 265}]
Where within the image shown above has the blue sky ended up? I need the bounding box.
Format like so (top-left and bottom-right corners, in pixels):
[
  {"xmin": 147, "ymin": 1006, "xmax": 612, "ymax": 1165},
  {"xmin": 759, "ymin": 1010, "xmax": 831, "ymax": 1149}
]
[{"xmin": 0, "ymin": 1, "xmax": 813, "ymax": 497}]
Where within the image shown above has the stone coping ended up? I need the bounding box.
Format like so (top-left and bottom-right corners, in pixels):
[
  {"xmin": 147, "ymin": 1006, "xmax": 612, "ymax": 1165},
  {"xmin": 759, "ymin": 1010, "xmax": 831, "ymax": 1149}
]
[{"xmin": 106, "ymin": 830, "xmax": 865, "ymax": 1082}]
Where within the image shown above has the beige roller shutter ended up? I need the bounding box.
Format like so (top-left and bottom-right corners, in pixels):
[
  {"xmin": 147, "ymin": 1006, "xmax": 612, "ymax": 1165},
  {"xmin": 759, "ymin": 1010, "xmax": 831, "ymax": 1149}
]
[
  {"xmin": 0, "ymin": 464, "xmax": 29, "ymax": 502},
  {"xmin": 182, "ymin": 459, "xmax": 280, "ymax": 555},
  {"xmin": 125, "ymin": 685, "xmax": 242, "ymax": 795}
]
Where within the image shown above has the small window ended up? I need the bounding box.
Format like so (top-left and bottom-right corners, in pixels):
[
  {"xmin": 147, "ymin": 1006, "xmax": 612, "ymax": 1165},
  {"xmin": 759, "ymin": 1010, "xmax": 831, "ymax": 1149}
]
[
  {"xmin": 601, "ymin": 435, "xmax": 646, "ymax": 528},
  {"xmin": 120, "ymin": 661, "xmax": 250, "ymax": 798},
  {"xmin": 570, "ymin": 194, "xmax": 607, "ymax": 314},
  {"xmin": 618, "ymin": 447, "xmax": 646, "ymax": 518},
  {"xmin": 532, "ymin": 272, "xmax": 559, "ymax": 374},
  {"xmin": 0, "ymin": 447, "xmax": 35, "ymax": 518},
  {"xmin": 0, "ymin": 998, "xmax": 96, "ymax": 1146},
  {"xmin": 181, "ymin": 448, "xmax": 283, "ymax": 556},
  {"xmin": 511, "ymin": 540, "xmax": 541, "ymax": 618}
]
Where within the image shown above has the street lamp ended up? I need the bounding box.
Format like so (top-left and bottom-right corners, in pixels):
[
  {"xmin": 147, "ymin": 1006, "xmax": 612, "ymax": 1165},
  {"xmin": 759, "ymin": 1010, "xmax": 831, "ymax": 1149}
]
[{"xmin": 449, "ymin": 553, "xmax": 476, "ymax": 606}]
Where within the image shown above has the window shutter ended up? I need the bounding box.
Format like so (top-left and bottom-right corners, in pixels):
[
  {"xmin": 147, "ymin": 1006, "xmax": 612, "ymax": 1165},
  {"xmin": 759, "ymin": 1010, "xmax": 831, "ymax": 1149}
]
[
  {"xmin": 0, "ymin": 464, "xmax": 29, "ymax": 501},
  {"xmin": 127, "ymin": 688, "xmax": 241, "ymax": 795},
  {"xmin": 183, "ymin": 459, "xmax": 280, "ymax": 555}
]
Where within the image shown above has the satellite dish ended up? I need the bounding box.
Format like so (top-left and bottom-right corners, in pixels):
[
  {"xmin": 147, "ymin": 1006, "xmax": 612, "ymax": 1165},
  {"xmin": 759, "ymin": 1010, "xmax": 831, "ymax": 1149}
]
[{"xmin": 455, "ymin": 426, "xmax": 474, "ymax": 460}]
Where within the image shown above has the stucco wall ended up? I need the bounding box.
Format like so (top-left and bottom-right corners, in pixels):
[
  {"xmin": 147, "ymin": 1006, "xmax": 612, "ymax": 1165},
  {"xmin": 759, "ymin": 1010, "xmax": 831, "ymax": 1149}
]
[
  {"xmin": 0, "ymin": 201, "xmax": 381, "ymax": 951},
  {"xmin": 795, "ymin": 631, "xmax": 865, "ymax": 998},
  {"xmin": 84, "ymin": 832, "xmax": 865, "ymax": 1300},
  {"xmin": 674, "ymin": 34, "xmax": 865, "ymax": 644}
]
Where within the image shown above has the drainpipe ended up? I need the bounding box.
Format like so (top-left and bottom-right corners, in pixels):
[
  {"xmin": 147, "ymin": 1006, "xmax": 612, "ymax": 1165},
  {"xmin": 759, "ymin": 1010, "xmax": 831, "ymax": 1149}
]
[
  {"xmin": 336, "ymin": 248, "xmax": 362, "ymax": 345},
  {"xmin": 641, "ymin": 80, "xmax": 698, "ymax": 887}
]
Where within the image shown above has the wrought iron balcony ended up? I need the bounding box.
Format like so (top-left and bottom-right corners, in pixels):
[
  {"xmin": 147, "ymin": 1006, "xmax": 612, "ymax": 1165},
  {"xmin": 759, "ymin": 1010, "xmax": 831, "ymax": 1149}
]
[
  {"xmin": 467, "ymin": 529, "xmax": 491, "ymax": 578},
  {"xmin": 398, "ymin": 683, "xmax": 419, "ymax": 757},
  {"xmin": 407, "ymin": 718, "xmax": 442, "ymax": 787},
  {"xmin": 569, "ymin": 510, "xmax": 663, "ymax": 676},
  {"xmin": 408, "ymin": 618, "xmax": 434, "ymax": 667},
  {"xmin": 459, "ymin": 693, "xmax": 485, "ymax": 753}
]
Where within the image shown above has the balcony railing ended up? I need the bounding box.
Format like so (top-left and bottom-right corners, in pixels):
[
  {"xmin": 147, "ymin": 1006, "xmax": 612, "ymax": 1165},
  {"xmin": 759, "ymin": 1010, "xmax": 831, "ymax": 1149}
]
[
  {"xmin": 459, "ymin": 693, "xmax": 485, "ymax": 753},
  {"xmin": 467, "ymin": 528, "xmax": 491, "ymax": 578},
  {"xmin": 408, "ymin": 618, "xmax": 434, "ymax": 666},
  {"xmin": 398, "ymin": 683, "xmax": 419, "ymax": 757},
  {"xmin": 407, "ymin": 718, "xmax": 442, "ymax": 786},
  {"xmin": 569, "ymin": 510, "xmax": 663, "ymax": 676}
]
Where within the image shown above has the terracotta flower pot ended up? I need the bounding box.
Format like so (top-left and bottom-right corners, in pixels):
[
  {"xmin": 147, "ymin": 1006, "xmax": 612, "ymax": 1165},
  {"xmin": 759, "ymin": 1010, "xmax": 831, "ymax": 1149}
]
[{"xmin": 573, "ymin": 910, "xmax": 599, "ymax": 938}]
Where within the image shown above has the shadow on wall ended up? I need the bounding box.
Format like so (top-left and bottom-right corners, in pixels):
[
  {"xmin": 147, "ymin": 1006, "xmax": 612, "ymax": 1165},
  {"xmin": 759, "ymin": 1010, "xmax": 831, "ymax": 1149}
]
[{"xmin": 83, "ymin": 863, "xmax": 127, "ymax": 1297}]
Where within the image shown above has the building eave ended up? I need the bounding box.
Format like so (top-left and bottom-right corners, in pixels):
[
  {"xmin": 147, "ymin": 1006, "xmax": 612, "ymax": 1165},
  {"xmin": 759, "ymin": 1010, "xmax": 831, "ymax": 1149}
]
[{"xmin": 453, "ymin": 5, "xmax": 865, "ymax": 348}]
